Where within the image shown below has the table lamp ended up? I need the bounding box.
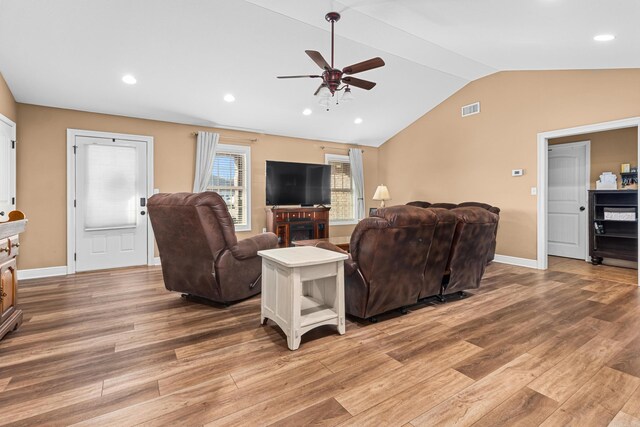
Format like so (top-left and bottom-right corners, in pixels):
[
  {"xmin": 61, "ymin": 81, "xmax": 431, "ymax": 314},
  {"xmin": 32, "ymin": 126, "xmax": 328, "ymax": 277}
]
[{"xmin": 373, "ymin": 185, "xmax": 391, "ymax": 208}]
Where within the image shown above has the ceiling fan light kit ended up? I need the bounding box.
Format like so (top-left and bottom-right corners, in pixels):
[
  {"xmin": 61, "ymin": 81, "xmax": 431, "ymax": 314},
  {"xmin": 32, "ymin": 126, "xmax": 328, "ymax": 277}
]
[{"xmin": 277, "ymin": 11, "xmax": 385, "ymax": 111}]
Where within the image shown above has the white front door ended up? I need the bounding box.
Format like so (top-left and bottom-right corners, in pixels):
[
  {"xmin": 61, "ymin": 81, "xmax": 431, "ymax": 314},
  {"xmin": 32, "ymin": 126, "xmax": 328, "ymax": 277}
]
[
  {"xmin": 0, "ymin": 115, "xmax": 16, "ymax": 221},
  {"xmin": 548, "ymin": 142, "xmax": 589, "ymax": 259},
  {"xmin": 74, "ymin": 136, "xmax": 148, "ymax": 272}
]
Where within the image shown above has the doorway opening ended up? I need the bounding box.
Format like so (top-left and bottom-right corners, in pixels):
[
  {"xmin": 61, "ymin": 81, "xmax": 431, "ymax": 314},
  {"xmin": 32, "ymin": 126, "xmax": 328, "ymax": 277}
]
[
  {"xmin": 66, "ymin": 129, "xmax": 155, "ymax": 274},
  {"xmin": 537, "ymin": 117, "xmax": 640, "ymax": 288}
]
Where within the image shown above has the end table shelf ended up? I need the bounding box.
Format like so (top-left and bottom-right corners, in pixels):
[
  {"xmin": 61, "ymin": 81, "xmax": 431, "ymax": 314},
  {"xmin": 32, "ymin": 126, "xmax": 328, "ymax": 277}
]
[{"xmin": 300, "ymin": 296, "xmax": 338, "ymax": 328}]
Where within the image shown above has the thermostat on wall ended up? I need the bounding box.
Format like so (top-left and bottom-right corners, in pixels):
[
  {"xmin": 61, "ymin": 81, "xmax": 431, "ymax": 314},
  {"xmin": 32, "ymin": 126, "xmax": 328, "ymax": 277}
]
[{"xmin": 512, "ymin": 169, "xmax": 524, "ymax": 177}]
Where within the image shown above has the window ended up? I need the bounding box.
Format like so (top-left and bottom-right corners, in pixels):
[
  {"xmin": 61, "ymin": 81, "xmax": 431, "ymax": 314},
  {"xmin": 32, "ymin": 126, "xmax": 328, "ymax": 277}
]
[
  {"xmin": 325, "ymin": 154, "xmax": 356, "ymax": 224},
  {"xmin": 207, "ymin": 144, "xmax": 251, "ymax": 231}
]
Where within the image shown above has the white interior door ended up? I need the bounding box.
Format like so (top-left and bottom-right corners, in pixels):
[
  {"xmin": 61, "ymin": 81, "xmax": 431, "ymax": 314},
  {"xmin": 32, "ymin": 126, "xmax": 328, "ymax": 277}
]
[
  {"xmin": 74, "ymin": 136, "xmax": 148, "ymax": 272},
  {"xmin": 548, "ymin": 142, "xmax": 589, "ymax": 259},
  {"xmin": 0, "ymin": 115, "xmax": 16, "ymax": 222}
]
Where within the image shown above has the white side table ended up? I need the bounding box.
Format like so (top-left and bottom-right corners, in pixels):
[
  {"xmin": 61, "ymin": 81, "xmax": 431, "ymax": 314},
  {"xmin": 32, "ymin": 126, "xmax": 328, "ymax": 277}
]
[{"xmin": 258, "ymin": 246, "xmax": 348, "ymax": 350}]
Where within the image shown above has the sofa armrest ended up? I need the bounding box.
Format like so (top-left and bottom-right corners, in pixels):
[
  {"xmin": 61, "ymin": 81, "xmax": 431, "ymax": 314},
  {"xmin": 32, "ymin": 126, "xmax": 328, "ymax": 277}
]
[
  {"xmin": 312, "ymin": 241, "xmax": 358, "ymax": 276},
  {"xmin": 230, "ymin": 232, "xmax": 278, "ymax": 260}
]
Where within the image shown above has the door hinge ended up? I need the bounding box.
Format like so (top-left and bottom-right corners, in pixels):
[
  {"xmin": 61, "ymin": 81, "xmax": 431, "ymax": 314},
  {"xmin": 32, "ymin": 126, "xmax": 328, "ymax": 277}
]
[
  {"xmin": 11, "ymin": 140, "xmax": 15, "ymax": 149},
  {"xmin": 74, "ymin": 253, "xmax": 77, "ymax": 261},
  {"xmin": 11, "ymin": 197, "xmax": 15, "ymax": 205},
  {"xmin": 73, "ymin": 199, "xmax": 76, "ymax": 208},
  {"xmin": 73, "ymin": 145, "xmax": 77, "ymax": 154}
]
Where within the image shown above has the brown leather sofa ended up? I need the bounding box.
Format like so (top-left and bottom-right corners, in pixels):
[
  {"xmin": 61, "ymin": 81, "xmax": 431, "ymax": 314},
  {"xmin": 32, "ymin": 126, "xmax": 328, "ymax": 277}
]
[
  {"xmin": 443, "ymin": 207, "xmax": 499, "ymax": 298},
  {"xmin": 315, "ymin": 205, "xmax": 457, "ymax": 319},
  {"xmin": 148, "ymin": 192, "xmax": 278, "ymax": 304},
  {"xmin": 407, "ymin": 201, "xmax": 500, "ymax": 262}
]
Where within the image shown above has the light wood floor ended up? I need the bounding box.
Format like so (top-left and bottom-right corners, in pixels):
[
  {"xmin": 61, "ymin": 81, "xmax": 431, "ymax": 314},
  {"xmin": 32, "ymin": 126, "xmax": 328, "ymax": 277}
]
[{"xmin": 0, "ymin": 258, "xmax": 639, "ymax": 426}]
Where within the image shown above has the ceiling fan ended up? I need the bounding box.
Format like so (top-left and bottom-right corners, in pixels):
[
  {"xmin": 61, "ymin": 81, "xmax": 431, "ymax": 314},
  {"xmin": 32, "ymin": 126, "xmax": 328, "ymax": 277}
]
[{"xmin": 277, "ymin": 11, "xmax": 385, "ymax": 109}]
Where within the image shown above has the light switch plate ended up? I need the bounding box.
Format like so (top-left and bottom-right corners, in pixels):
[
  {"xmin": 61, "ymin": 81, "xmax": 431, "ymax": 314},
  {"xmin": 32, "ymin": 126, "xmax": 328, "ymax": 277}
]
[
  {"xmin": 512, "ymin": 169, "xmax": 524, "ymax": 177},
  {"xmin": 531, "ymin": 187, "xmax": 537, "ymax": 196}
]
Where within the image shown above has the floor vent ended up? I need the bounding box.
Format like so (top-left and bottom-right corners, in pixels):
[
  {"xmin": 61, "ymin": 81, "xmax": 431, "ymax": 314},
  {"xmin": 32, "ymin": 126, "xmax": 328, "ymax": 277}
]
[{"xmin": 462, "ymin": 102, "xmax": 480, "ymax": 117}]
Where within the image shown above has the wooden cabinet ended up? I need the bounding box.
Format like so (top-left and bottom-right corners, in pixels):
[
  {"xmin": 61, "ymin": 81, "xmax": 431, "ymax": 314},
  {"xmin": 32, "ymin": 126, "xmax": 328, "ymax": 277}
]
[
  {"xmin": 266, "ymin": 207, "xmax": 330, "ymax": 247},
  {"xmin": 0, "ymin": 216, "xmax": 26, "ymax": 341},
  {"xmin": 1, "ymin": 257, "xmax": 17, "ymax": 323},
  {"xmin": 589, "ymin": 190, "xmax": 637, "ymax": 265}
]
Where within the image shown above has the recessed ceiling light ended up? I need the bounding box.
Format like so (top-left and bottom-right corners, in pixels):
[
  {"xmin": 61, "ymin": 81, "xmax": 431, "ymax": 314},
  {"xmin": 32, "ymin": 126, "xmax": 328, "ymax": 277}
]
[
  {"xmin": 224, "ymin": 94, "xmax": 236, "ymax": 103},
  {"xmin": 122, "ymin": 74, "xmax": 137, "ymax": 85},
  {"xmin": 594, "ymin": 34, "xmax": 615, "ymax": 42},
  {"xmin": 302, "ymin": 108, "xmax": 312, "ymax": 116},
  {"xmin": 354, "ymin": 118, "xmax": 363, "ymax": 124}
]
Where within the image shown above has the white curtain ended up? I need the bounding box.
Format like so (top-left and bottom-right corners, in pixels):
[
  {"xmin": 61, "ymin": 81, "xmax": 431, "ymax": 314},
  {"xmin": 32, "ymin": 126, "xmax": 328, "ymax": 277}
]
[
  {"xmin": 349, "ymin": 148, "xmax": 365, "ymax": 220},
  {"xmin": 192, "ymin": 131, "xmax": 219, "ymax": 192}
]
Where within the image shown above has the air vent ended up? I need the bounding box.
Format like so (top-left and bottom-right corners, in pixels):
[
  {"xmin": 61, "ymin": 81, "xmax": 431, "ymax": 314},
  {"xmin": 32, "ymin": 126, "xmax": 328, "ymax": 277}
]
[{"xmin": 461, "ymin": 102, "xmax": 480, "ymax": 117}]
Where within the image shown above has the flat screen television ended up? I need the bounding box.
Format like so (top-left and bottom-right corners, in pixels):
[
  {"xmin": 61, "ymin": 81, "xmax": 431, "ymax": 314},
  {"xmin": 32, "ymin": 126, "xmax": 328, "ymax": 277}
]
[{"xmin": 266, "ymin": 161, "xmax": 331, "ymax": 206}]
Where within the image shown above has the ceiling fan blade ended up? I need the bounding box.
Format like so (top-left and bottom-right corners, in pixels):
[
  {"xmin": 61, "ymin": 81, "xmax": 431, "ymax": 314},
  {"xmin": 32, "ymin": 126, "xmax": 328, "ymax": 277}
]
[
  {"xmin": 342, "ymin": 76, "xmax": 376, "ymax": 90},
  {"xmin": 305, "ymin": 50, "xmax": 331, "ymax": 70},
  {"xmin": 277, "ymin": 75, "xmax": 322, "ymax": 79},
  {"xmin": 342, "ymin": 57, "xmax": 385, "ymax": 75}
]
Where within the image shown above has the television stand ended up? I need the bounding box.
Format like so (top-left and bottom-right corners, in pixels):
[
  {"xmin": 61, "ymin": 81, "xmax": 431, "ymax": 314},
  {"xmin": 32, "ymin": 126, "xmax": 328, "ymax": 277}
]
[{"xmin": 265, "ymin": 206, "xmax": 330, "ymax": 247}]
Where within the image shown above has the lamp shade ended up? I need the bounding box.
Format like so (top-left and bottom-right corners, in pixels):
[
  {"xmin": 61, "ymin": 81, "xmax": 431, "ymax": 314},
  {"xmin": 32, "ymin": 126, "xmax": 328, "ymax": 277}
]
[
  {"xmin": 373, "ymin": 185, "xmax": 390, "ymax": 201},
  {"xmin": 341, "ymin": 87, "xmax": 354, "ymax": 102},
  {"xmin": 373, "ymin": 185, "xmax": 390, "ymax": 208},
  {"xmin": 317, "ymin": 86, "xmax": 331, "ymax": 98}
]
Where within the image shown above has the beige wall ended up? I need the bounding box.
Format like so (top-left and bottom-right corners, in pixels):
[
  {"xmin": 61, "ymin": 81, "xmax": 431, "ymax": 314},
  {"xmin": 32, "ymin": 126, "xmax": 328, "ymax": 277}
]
[
  {"xmin": 550, "ymin": 127, "xmax": 638, "ymax": 190},
  {"xmin": 0, "ymin": 72, "xmax": 16, "ymax": 123},
  {"xmin": 16, "ymin": 104, "xmax": 379, "ymax": 269},
  {"xmin": 379, "ymin": 69, "xmax": 640, "ymax": 260}
]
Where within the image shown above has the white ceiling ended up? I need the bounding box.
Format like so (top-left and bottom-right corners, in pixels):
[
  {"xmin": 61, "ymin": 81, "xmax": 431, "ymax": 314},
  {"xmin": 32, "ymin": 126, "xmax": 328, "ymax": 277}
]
[{"xmin": 0, "ymin": 0, "xmax": 637, "ymax": 147}]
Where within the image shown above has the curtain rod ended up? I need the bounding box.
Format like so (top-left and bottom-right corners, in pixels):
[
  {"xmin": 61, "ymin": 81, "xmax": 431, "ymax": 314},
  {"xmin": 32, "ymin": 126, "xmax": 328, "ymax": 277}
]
[
  {"xmin": 320, "ymin": 145, "xmax": 364, "ymax": 153},
  {"xmin": 191, "ymin": 132, "xmax": 258, "ymax": 143}
]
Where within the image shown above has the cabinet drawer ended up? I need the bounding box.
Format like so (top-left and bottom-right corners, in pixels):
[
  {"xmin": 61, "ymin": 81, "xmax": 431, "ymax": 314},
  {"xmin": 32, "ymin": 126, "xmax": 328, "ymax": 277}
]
[
  {"xmin": 0, "ymin": 238, "xmax": 8, "ymax": 262},
  {"xmin": 0, "ymin": 235, "xmax": 19, "ymax": 260},
  {"xmin": 8, "ymin": 235, "xmax": 18, "ymax": 257}
]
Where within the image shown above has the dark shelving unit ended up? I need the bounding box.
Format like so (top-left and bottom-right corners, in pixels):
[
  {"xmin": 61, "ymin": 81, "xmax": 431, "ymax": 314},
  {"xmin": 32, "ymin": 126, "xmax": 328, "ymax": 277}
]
[{"xmin": 589, "ymin": 190, "xmax": 638, "ymax": 264}]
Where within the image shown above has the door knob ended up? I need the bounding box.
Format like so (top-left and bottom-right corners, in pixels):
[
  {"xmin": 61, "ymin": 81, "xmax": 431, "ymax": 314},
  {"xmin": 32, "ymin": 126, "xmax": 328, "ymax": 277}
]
[
  {"xmin": 140, "ymin": 211, "xmax": 146, "ymax": 215},
  {"xmin": 579, "ymin": 206, "xmax": 586, "ymax": 211},
  {"xmin": 0, "ymin": 211, "xmax": 4, "ymax": 216}
]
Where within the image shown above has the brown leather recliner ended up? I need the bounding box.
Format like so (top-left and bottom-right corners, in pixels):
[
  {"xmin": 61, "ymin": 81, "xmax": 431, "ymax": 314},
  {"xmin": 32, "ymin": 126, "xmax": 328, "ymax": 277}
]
[
  {"xmin": 443, "ymin": 207, "xmax": 499, "ymax": 296},
  {"xmin": 407, "ymin": 201, "xmax": 500, "ymax": 263},
  {"xmin": 148, "ymin": 192, "xmax": 278, "ymax": 304},
  {"xmin": 316, "ymin": 205, "xmax": 453, "ymax": 319}
]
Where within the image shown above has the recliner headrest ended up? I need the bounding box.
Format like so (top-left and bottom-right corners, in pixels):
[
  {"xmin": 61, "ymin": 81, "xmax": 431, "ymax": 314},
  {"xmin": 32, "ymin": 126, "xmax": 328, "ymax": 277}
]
[
  {"xmin": 406, "ymin": 201, "xmax": 432, "ymax": 208},
  {"xmin": 429, "ymin": 202, "xmax": 459, "ymax": 210},
  {"xmin": 451, "ymin": 206, "xmax": 499, "ymax": 224},
  {"xmin": 372, "ymin": 205, "xmax": 438, "ymax": 227}
]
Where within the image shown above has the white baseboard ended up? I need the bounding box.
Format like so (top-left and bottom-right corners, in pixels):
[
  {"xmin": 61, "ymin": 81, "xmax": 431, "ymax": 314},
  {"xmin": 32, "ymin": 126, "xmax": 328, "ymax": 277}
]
[
  {"xmin": 18, "ymin": 266, "xmax": 68, "ymax": 280},
  {"xmin": 153, "ymin": 257, "xmax": 161, "ymax": 266},
  {"xmin": 493, "ymin": 254, "xmax": 539, "ymax": 269}
]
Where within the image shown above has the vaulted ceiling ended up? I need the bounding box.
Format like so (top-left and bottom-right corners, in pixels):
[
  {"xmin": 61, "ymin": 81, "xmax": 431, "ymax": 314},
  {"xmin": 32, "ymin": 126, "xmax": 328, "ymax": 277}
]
[{"xmin": 0, "ymin": 0, "xmax": 637, "ymax": 146}]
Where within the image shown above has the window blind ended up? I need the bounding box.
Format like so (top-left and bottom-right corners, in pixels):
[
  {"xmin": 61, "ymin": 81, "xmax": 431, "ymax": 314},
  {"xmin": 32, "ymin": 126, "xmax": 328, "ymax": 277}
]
[
  {"xmin": 208, "ymin": 151, "xmax": 247, "ymax": 226},
  {"xmin": 84, "ymin": 144, "xmax": 137, "ymax": 229},
  {"xmin": 328, "ymin": 159, "xmax": 355, "ymax": 221}
]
